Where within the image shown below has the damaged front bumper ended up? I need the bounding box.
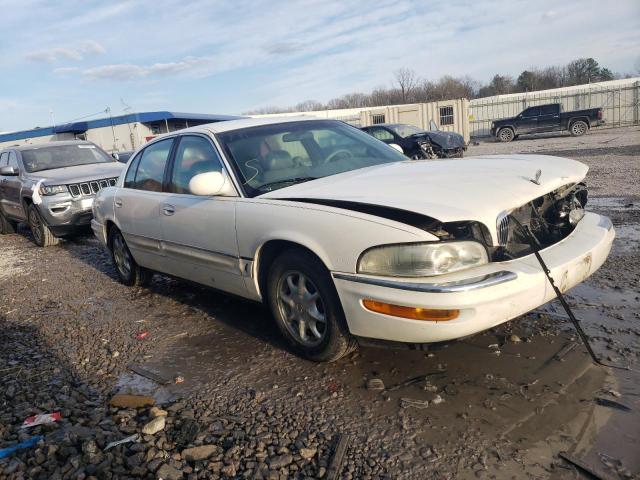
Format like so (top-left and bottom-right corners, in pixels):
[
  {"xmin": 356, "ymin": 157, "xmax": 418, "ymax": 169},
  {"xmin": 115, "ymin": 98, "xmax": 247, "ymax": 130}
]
[
  {"xmin": 37, "ymin": 195, "xmax": 96, "ymax": 236},
  {"xmin": 332, "ymin": 212, "xmax": 614, "ymax": 344}
]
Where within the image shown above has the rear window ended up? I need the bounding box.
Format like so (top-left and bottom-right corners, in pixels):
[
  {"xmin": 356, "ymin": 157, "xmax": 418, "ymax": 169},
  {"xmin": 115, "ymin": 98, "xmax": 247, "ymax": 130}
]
[{"xmin": 21, "ymin": 144, "xmax": 113, "ymax": 173}]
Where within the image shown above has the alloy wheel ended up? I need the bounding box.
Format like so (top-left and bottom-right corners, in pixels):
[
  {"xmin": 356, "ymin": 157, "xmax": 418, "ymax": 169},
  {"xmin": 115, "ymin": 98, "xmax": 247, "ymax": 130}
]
[
  {"xmin": 112, "ymin": 232, "xmax": 132, "ymax": 278},
  {"xmin": 28, "ymin": 208, "xmax": 43, "ymax": 245},
  {"xmin": 276, "ymin": 271, "xmax": 327, "ymax": 347}
]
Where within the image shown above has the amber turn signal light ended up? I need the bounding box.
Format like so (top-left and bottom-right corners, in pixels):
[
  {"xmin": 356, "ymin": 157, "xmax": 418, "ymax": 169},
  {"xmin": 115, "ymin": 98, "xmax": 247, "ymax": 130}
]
[{"xmin": 362, "ymin": 299, "xmax": 459, "ymax": 322}]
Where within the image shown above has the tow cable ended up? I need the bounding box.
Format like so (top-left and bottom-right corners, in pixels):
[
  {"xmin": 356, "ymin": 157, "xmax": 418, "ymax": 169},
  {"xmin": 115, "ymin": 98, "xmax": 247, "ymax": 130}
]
[{"xmin": 511, "ymin": 217, "xmax": 629, "ymax": 371}]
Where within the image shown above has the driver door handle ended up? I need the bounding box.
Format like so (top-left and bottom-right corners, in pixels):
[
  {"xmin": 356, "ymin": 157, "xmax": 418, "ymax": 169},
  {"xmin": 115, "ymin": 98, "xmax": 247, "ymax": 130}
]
[
  {"xmin": 115, "ymin": 199, "xmax": 123, "ymax": 208},
  {"xmin": 163, "ymin": 204, "xmax": 175, "ymax": 216}
]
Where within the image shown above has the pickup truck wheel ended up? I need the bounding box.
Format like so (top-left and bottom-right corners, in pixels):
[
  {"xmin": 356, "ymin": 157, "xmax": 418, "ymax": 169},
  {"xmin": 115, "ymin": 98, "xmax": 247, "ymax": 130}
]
[
  {"xmin": 570, "ymin": 120, "xmax": 588, "ymax": 136},
  {"xmin": 27, "ymin": 204, "xmax": 59, "ymax": 247},
  {"xmin": 0, "ymin": 210, "xmax": 17, "ymax": 234},
  {"xmin": 267, "ymin": 249, "xmax": 357, "ymax": 362},
  {"xmin": 497, "ymin": 127, "xmax": 515, "ymax": 142},
  {"xmin": 108, "ymin": 228, "xmax": 151, "ymax": 287}
]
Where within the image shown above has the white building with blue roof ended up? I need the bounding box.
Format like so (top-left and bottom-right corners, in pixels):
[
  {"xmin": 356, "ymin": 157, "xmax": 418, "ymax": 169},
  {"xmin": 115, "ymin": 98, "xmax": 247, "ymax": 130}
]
[{"xmin": 0, "ymin": 111, "xmax": 241, "ymax": 153}]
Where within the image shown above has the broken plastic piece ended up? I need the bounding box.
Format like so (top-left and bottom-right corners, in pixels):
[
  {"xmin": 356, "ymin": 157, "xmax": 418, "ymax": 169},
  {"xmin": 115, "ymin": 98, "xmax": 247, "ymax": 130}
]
[
  {"xmin": 104, "ymin": 433, "xmax": 139, "ymax": 451},
  {"xmin": 136, "ymin": 331, "xmax": 149, "ymax": 340},
  {"xmin": 400, "ymin": 398, "xmax": 429, "ymax": 409},
  {"xmin": 0, "ymin": 436, "xmax": 43, "ymax": 459},
  {"xmin": 21, "ymin": 412, "xmax": 61, "ymax": 429}
]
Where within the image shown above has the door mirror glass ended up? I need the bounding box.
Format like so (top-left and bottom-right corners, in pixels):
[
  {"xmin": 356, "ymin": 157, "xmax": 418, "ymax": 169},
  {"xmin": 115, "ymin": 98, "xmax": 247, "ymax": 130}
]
[
  {"xmin": 0, "ymin": 166, "xmax": 19, "ymax": 176},
  {"xmin": 188, "ymin": 171, "xmax": 236, "ymax": 196},
  {"xmin": 388, "ymin": 143, "xmax": 404, "ymax": 154}
]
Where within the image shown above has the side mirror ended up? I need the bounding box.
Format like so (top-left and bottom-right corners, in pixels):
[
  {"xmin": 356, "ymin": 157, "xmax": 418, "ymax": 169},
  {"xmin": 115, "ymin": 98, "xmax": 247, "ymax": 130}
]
[
  {"xmin": 189, "ymin": 171, "xmax": 236, "ymax": 197},
  {"xmin": 0, "ymin": 166, "xmax": 19, "ymax": 176},
  {"xmin": 389, "ymin": 143, "xmax": 404, "ymax": 154},
  {"xmin": 111, "ymin": 153, "xmax": 120, "ymax": 161}
]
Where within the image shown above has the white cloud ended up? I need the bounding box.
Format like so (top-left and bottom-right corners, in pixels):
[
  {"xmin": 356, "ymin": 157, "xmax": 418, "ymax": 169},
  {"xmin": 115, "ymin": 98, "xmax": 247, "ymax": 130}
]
[{"xmin": 25, "ymin": 41, "xmax": 106, "ymax": 63}]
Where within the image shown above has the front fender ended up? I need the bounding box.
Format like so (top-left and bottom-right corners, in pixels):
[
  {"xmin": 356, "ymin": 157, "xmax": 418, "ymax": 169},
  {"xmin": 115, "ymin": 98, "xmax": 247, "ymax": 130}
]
[{"xmin": 236, "ymin": 199, "xmax": 435, "ymax": 272}]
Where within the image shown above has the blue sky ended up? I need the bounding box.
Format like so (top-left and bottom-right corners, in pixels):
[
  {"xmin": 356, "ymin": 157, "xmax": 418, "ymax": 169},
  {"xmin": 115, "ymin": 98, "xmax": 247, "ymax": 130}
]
[{"xmin": 1, "ymin": 0, "xmax": 639, "ymax": 132}]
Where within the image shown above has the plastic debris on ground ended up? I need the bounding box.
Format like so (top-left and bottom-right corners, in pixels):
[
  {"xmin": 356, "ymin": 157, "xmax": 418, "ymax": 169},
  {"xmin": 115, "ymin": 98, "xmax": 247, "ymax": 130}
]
[
  {"xmin": 104, "ymin": 433, "xmax": 139, "ymax": 451},
  {"xmin": 0, "ymin": 436, "xmax": 44, "ymax": 459},
  {"xmin": 136, "ymin": 331, "xmax": 149, "ymax": 340},
  {"xmin": 21, "ymin": 412, "xmax": 61, "ymax": 429}
]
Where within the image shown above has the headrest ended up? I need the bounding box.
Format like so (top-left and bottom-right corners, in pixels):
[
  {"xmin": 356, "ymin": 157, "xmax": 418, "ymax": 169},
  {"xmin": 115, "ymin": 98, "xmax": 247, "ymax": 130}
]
[{"xmin": 263, "ymin": 150, "xmax": 294, "ymax": 171}]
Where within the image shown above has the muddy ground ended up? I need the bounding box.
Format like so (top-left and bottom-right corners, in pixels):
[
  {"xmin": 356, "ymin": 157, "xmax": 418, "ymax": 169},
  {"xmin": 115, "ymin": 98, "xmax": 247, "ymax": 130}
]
[{"xmin": 1, "ymin": 126, "xmax": 639, "ymax": 479}]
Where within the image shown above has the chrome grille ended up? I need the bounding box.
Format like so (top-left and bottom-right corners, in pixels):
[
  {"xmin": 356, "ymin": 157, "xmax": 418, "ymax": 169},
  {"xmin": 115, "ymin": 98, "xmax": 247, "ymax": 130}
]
[
  {"xmin": 67, "ymin": 177, "xmax": 119, "ymax": 198},
  {"xmin": 496, "ymin": 214, "xmax": 510, "ymax": 246}
]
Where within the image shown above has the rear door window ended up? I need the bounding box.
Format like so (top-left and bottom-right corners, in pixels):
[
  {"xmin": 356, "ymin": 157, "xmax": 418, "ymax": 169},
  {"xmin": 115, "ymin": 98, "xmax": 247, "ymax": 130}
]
[
  {"xmin": 132, "ymin": 139, "xmax": 174, "ymax": 192},
  {"xmin": 539, "ymin": 105, "xmax": 559, "ymax": 115},
  {"xmin": 522, "ymin": 107, "xmax": 540, "ymax": 117},
  {"xmin": 0, "ymin": 152, "xmax": 7, "ymax": 166},
  {"xmin": 370, "ymin": 128, "xmax": 394, "ymax": 141}
]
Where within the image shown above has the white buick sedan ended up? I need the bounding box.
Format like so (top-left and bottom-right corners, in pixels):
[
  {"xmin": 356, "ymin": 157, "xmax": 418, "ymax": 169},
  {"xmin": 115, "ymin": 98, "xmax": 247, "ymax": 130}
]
[{"xmin": 91, "ymin": 117, "xmax": 614, "ymax": 361}]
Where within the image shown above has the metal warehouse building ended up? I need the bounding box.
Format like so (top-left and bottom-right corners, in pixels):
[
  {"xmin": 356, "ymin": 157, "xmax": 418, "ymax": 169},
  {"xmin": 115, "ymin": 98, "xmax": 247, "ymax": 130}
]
[
  {"xmin": 254, "ymin": 98, "xmax": 472, "ymax": 142},
  {"xmin": 0, "ymin": 111, "xmax": 239, "ymax": 153}
]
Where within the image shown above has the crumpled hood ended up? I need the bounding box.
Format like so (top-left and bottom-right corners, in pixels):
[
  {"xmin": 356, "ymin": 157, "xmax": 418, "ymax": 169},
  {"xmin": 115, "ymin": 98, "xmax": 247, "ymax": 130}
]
[
  {"xmin": 27, "ymin": 162, "xmax": 124, "ymax": 184},
  {"xmin": 412, "ymin": 131, "xmax": 465, "ymax": 149},
  {"xmin": 263, "ymin": 154, "xmax": 588, "ymax": 243}
]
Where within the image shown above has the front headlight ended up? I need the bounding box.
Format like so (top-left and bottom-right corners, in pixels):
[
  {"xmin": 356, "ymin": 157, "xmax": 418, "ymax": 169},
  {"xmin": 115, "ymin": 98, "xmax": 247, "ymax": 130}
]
[
  {"xmin": 40, "ymin": 184, "xmax": 68, "ymax": 195},
  {"xmin": 358, "ymin": 241, "xmax": 488, "ymax": 277}
]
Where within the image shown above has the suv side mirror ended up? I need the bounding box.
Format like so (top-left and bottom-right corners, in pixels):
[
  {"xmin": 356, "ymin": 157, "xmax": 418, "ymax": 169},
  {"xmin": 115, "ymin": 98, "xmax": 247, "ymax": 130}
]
[
  {"xmin": 0, "ymin": 166, "xmax": 19, "ymax": 176},
  {"xmin": 189, "ymin": 171, "xmax": 236, "ymax": 197}
]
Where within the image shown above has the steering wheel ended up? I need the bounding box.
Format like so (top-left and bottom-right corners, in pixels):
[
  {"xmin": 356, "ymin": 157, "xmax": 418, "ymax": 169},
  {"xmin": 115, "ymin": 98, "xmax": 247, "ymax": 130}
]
[{"xmin": 323, "ymin": 149, "xmax": 353, "ymax": 164}]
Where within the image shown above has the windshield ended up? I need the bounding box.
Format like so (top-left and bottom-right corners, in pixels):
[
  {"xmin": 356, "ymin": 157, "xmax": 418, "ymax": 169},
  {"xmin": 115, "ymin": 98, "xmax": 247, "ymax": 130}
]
[
  {"xmin": 387, "ymin": 124, "xmax": 425, "ymax": 138},
  {"xmin": 21, "ymin": 144, "xmax": 113, "ymax": 173},
  {"xmin": 217, "ymin": 120, "xmax": 406, "ymax": 196}
]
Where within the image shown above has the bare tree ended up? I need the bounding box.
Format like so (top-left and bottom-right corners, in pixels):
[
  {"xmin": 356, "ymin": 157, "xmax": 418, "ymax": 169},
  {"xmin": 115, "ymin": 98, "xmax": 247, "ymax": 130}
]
[{"xmin": 394, "ymin": 68, "xmax": 418, "ymax": 102}]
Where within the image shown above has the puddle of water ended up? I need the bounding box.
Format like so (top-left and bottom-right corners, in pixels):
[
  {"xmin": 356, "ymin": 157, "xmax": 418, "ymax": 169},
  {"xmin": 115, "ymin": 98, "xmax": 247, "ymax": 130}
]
[
  {"xmin": 588, "ymin": 196, "xmax": 639, "ymax": 212},
  {"xmin": 115, "ymin": 372, "xmax": 175, "ymax": 405}
]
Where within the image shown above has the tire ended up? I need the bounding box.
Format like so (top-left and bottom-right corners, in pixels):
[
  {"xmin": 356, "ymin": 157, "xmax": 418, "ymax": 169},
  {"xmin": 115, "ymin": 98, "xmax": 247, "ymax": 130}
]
[
  {"xmin": 0, "ymin": 210, "xmax": 17, "ymax": 234},
  {"xmin": 570, "ymin": 120, "xmax": 588, "ymax": 137},
  {"xmin": 27, "ymin": 204, "xmax": 59, "ymax": 247},
  {"xmin": 266, "ymin": 249, "xmax": 357, "ymax": 362},
  {"xmin": 108, "ymin": 227, "xmax": 152, "ymax": 287},
  {"xmin": 497, "ymin": 127, "xmax": 515, "ymax": 142}
]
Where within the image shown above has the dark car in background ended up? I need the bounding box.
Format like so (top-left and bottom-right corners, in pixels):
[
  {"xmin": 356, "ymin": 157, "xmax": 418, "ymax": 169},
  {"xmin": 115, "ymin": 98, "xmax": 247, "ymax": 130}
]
[
  {"xmin": 490, "ymin": 103, "xmax": 605, "ymax": 142},
  {"xmin": 360, "ymin": 123, "xmax": 466, "ymax": 159},
  {"xmin": 0, "ymin": 141, "xmax": 123, "ymax": 246}
]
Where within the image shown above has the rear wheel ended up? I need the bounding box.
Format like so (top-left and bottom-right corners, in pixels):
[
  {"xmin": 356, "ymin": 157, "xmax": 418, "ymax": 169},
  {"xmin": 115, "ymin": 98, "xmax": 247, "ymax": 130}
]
[
  {"xmin": 267, "ymin": 249, "xmax": 357, "ymax": 362},
  {"xmin": 28, "ymin": 204, "xmax": 59, "ymax": 247},
  {"xmin": 497, "ymin": 127, "xmax": 515, "ymax": 142},
  {"xmin": 108, "ymin": 227, "xmax": 151, "ymax": 286},
  {"xmin": 0, "ymin": 210, "xmax": 17, "ymax": 234},
  {"xmin": 570, "ymin": 120, "xmax": 588, "ymax": 136}
]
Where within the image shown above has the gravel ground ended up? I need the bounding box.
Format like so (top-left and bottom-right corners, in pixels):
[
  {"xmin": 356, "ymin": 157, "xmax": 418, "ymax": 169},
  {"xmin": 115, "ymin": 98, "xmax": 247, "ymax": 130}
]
[{"xmin": 1, "ymin": 126, "xmax": 639, "ymax": 479}]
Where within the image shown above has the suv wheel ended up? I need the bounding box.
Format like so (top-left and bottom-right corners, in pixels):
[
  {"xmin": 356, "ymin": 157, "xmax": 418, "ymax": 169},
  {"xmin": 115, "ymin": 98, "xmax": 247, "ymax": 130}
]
[
  {"xmin": 498, "ymin": 127, "xmax": 515, "ymax": 142},
  {"xmin": 27, "ymin": 204, "xmax": 59, "ymax": 247},
  {"xmin": 108, "ymin": 227, "xmax": 151, "ymax": 286},
  {"xmin": 570, "ymin": 120, "xmax": 588, "ymax": 136},
  {"xmin": 267, "ymin": 249, "xmax": 357, "ymax": 362},
  {"xmin": 0, "ymin": 210, "xmax": 17, "ymax": 234}
]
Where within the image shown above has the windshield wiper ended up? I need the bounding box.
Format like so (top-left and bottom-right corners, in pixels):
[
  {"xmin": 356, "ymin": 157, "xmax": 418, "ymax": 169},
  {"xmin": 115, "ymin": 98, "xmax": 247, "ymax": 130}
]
[{"xmin": 258, "ymin": 177, "xmax": 318, "ymax": 191}]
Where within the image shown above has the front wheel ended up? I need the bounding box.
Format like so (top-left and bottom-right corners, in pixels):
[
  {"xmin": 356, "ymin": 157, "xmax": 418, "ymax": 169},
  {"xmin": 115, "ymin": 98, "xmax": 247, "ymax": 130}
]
[
  {"xmin": 570, "ymin": 120, "xmax": 588, "ymax": 136},
  {"xmin": 108, "ymin": 227, "xmax": 151, "ymax": 286},
  {"xmin": 497, "ymin": 127, "xmax": 515, "ymax": 142},
  {"xmin": 267, "ymin": 249, "xmax": 357, "ymax": 362},
  {"xmin": 28, "ymin": 204, "xmax": 59, "ymax": 247}
]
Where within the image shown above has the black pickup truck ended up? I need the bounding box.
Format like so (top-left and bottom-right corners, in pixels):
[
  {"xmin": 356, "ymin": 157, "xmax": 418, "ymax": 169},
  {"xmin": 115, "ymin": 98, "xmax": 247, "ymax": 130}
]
[{"xmin": 490, "ymin": 103, "xmax": 604, "ymax": 142}]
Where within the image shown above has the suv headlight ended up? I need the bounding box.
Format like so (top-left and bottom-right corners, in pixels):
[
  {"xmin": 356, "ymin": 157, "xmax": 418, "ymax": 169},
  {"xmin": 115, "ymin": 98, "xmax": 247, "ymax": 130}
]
[
  {"xmin": 358, "ymin": 241, "xmax": 488, "ymax": 277},
  {"xmin": 40, "ymin": 185, "xmax": 68, "ymax": 195}
]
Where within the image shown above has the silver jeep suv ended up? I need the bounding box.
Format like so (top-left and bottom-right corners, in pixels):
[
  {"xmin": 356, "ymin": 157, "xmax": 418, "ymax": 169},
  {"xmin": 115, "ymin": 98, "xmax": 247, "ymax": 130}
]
[{"xmin": 0, "ymin": 141, "xmax": 123, "ymax": 246}]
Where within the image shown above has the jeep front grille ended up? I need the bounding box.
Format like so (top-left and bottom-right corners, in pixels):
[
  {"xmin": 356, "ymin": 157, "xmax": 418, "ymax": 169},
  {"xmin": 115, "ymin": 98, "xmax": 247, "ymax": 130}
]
[{"xmin": 67, "ymin": 177, "xmax": 119, "ymax": 198}]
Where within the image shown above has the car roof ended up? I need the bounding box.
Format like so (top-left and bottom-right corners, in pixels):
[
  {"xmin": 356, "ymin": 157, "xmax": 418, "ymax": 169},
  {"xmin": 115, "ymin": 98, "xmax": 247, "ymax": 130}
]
[
  {"xmin": 166, "ymin": 116, "xmax": 338, "ymax": 136},
  {"xmin": 4, "ymin": 140, "xmax": 97, "ymax": 152}
]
